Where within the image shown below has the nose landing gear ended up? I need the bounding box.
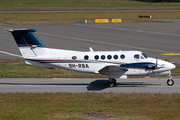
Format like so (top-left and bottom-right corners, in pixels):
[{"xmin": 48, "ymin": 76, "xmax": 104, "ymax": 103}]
[
  {"xmin": 167, "ymin": 70, "xmax": 174, "ymax": 86},
  {"xmin": 167, "ymin": 79, "xmax": 174, "ymax": 86}
]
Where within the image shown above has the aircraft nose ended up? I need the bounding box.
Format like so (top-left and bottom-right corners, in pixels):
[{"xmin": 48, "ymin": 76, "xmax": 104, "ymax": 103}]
[
  {"xmin": 171, "ymin": 63, "xmax": 176, "ymax": 69},
  {"xmin": 167, "ymin": 62, "xmax": 176, "ymax": 70}
]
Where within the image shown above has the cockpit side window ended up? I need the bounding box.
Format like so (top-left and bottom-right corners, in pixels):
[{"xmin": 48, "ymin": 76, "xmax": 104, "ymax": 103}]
[
  {"xmin": 134, "ymin": 54, "xmax": 140, "ymax": 59},
  {"xmin": 141, "ymin": 56, "xmax": 144, "ymax": 59},
  {"xmin": 141, "ymin": 53, "xmax": 148, "ymax": 59}
]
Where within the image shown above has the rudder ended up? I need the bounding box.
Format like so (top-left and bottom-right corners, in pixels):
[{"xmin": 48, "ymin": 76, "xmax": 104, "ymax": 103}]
[
  {"xmin": 9, "ymin": 29, "xmax": 46, "ymax": 48},
  {"xmin": 7, "ymin": 29, "xmax": 48, "ymax": 58}
]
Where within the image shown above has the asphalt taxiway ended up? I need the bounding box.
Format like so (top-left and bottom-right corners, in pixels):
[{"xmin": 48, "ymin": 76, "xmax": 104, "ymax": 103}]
[
  {"xmin": 0, "ymin": 77, "xmax": 180, "ymax": 93},
  {"xmin": 0, "ymin": 21, "xmax": 180, "ymax": 63},
  {"xmin": 0, "ymin": 21, "xmax": 180, "ymax": 93}
]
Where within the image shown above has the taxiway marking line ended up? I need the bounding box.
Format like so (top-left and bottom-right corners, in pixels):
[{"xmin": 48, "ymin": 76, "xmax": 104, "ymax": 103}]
[
  {"xmin": 1, "ymin": 84, "xmax": 180, "ymax": 87},
  {"xmin": 0, "ymin": 26, "xmax": 16, "ymax": 30},
  {"xmin": 0, "ymin": 50, "xmax": 22, "ymax": 58},
  {"xmin": 0, "ymin": 84, "xmax": 87, "ymax": 88},
  {"xmin": 161, "ymin": 53, "xmax": 180, "ymax": 55},
  {"xmin": 0, "ymin": 25, "xmax": 22, "ymax": 57},
  {"xmin": 76, "ymin": 24, "xmax": 180, "ymax": 37},
  {"xmin": 0, "ymin": 26, "xmax": 7, "ymax": 29},
  {"xmin": 0, "ymin": 25, "xmax": 173, "ymax": 54},
  {"xmin": 37, "ymin": 32, "xmax": 170, "ymax": 53}
]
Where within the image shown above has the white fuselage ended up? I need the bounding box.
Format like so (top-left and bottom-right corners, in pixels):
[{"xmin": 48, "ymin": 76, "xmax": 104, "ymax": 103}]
[
  {"xmin": 7, "ymin": 28, "xmax": 176, "ymax": 86},
  {"xmin": 23, "ymin": 47, "xmax": 175, "ymax": 78}
]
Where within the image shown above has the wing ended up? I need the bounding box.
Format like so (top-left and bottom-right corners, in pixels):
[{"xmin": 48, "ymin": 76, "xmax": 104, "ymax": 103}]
[{"xmin": 98, "ymin": 65, "xmax": 128, "ymax": 75}]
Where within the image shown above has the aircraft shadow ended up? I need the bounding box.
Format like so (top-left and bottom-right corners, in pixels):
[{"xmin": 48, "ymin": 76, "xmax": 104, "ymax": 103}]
[
  {"xmin": 0, "ymin": 80, "xmax": 109, "ymax": 91},
  {"xmin": 87, "ymin": 79, "xmax": 161, "ymax": 91}
]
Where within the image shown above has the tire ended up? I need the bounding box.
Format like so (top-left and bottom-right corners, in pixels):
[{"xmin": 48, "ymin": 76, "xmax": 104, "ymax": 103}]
[
  {"xmin": 112, "ymin": 78, "xmax": 116, "ymax": 84},
  {"xmin": 108, "ymin": 82, "xmax": 114, "ymax": 87},
  {"xmin": 167, "ymin": 79, "xmax": 174, "ymax": 86}
]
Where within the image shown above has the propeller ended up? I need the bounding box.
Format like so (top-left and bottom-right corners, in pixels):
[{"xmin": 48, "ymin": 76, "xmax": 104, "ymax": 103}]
[{"xmin": 155, "ymin": 54, "xmax": 158, "ymax": 77}]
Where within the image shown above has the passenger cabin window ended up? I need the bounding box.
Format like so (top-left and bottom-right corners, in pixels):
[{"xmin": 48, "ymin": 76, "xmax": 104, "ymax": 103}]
[
  {"xmin": 94, "ymin": 55, "xmax": 99, "ymax": 60},
  {"xmin": 84, "ymin": 55, "xmax": 89, "ymax": 60},
  {"xmin": 134, "ymin": 54, "xmax": 140, "ymax": 59},
  {"xmin": 107, "ymin": 55, "xmax": 112, "ymax": 60},
  {"xmin": 120, "ymin": 54, "xmax": 125, "ymax": 59},
  {"xmin": 101, "ymin": 55, "xmax": 105, "ymax": 60},
  {"xmin": 114, "ymin": 55, "xmax": 118, "ymax": 60},
  {"xmin": 72, "ymin": 56, "xmax": 77, "ymax": 60}
]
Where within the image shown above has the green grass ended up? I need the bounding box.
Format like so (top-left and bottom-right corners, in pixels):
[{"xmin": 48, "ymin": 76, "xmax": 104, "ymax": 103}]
[
  {"xmin": 0, "ymin": 0, "xmax": 180, "ymax": 10},
  {"xmin": 0, "ymin": 61, "xmax": 179, "ymax": 119},
  {"xmin": 2, "ymin": 11, "xmax": 180, "ymax": 21},
  {"xmin": 0, "ymin": 93, "xmax": 180, "ymax": 120},
  {"xmin": 0, "ymin": 11, "xmax": 180, "ymax": 24}
]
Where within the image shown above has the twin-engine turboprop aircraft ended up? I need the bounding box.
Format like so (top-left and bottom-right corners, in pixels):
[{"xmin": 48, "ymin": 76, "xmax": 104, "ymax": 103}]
[{"xmin": 7, "ymin": 29, "xmax": 176, "ymax": 87}]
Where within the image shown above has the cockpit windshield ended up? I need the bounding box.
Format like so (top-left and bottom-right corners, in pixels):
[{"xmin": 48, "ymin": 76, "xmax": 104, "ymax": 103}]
[{"xmin": 141, "ymin": 53, "xmax": 148, "ymax": 59}]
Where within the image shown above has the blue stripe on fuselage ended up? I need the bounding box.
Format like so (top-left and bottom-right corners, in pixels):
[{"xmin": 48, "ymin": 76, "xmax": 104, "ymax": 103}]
[{"xmin": 120, "ymin": 62, "xmax": 156, "ymax": 69}]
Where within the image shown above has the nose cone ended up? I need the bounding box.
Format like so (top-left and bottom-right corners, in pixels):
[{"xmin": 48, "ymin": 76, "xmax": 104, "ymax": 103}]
[
  {"xmin": 171, "ymin": 63, "xmax": 176, "ymax": 69},
  {"xmin": 167, "ymin": 62, "xmax": 176, "ymax": 70},
  {"xmin": 154, "ymin": 59, "xmax": 176, "ymax": 72}
]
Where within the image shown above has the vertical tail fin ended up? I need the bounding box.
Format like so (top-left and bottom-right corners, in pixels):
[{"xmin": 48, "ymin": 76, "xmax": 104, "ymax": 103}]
[{"xmin": 7, "ymin": 29, "xmax": 48, "ymax": 58}]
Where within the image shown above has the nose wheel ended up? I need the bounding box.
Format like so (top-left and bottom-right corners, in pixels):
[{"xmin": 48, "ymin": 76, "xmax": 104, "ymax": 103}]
[
  {"xmin": 167, "ymin": 70, "xmax": 174, "ymax": 86},
  {"xmin": 107, "ymin": 78, "xmax": 116, "ymax": 87},
  {"xmin": 167, "ymin": 79, "xmax": 174, "ymax": 86}
]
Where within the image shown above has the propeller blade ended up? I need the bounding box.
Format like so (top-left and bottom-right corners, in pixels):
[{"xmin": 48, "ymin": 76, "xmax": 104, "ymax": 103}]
[{"xmin": 156, "ymin": 54, "xmax": 158, "ymax": 77}]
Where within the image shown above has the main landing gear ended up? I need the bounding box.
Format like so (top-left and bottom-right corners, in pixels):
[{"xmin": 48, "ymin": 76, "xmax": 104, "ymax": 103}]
[
  {"xmin": 107, "ymin": 78, "xmax": 116, "ymax": 87},
  {"xmin": 167, "ymin": 70, "xmax": 174, "ymax": 86}
]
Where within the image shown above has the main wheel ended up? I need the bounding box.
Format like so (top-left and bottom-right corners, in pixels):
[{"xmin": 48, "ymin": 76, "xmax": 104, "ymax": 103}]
[
  {"xmin": 112, "ymin": 78, "xmax": 116, "ymax": 84},
  {"xmin": 167, "ymin": 79, "xmax": 174, "ymax": 86},
  {"xmin": 107, "ymin": 78, "xmax": 116, "ymax": 87},
  {"xmin": 108, "ymin": 82, "xmax": 114, "ymax": 87}
]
